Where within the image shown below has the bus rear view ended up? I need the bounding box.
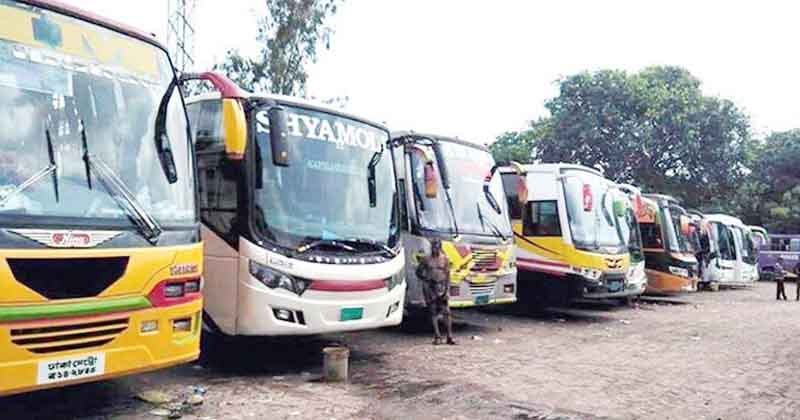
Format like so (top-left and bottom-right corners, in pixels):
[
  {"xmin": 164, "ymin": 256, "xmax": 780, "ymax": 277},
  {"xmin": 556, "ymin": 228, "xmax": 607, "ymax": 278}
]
[{"xmin": 0, "ymin": 0, "xmax": 202, "ymax": 395}]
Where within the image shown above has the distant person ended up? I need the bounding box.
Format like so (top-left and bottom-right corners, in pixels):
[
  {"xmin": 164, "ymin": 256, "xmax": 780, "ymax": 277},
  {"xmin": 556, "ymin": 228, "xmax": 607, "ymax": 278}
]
[
  {"xmin": 775, "ymin": 257, "xmax": 787, "ymax": 301},
  {"xmin": 416, "ymin": 238, "xmax": 456, "ymax": 345}
]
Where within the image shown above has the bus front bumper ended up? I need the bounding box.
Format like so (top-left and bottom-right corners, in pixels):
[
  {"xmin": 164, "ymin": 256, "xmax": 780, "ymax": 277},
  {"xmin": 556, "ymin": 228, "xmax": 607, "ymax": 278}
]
[
  {"xmin": 0, "ymin": 299, "xmax": 202, "ymax": 397},
  {"xmin": 645, "ymin": 270, "xmax": 697, "ymax": 294},
  {"xmin": 236, "ymin": 280, "xmax": 406, "ymax": 336},
  {"xmin": 448, "ymin": 272, "xmax": 517, "ymax": 308}
]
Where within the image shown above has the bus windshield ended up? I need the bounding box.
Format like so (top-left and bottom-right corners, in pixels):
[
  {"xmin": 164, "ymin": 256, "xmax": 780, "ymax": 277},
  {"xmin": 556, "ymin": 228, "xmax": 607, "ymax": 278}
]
[
  {"xmin": 253, "ymin": 104, "xmax": 398, "ymax": 249},
  {"xmin": 410, "ymin": 141, "xmax": 511, "ymax": 238},
  {"xmin": 616, "ymin": 203, "xmax": 644, "ymax": 262},
  {"xmin": 0, "ymin": 1, "xmax": 195, "ymax": 229},
  {"xmin": 665, "ymin": 205, "xmax": 693, "ymax": 253},
  {"xmin": 712, "ymin": 222, "xmax": 737, "ymax": 261},
  {"xmin": 561, "ymin": 169, "xmax": 624, "ymax": 251},
  {"xmin": 733, "ymin": 226, "xmax": 755, "ymax": 264}
]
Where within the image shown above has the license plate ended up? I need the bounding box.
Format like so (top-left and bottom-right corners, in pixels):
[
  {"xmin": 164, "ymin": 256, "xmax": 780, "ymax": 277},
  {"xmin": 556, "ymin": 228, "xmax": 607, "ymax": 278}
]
[
  {"xmin": 340, "ymin": 307, "xmax": 363, "ymax": 321},
  {"xmin": 608, "ymin": 280, "xmax": 623, "ymax": 292},
  {"xmin": 37, "ymin": 352, "xmax": 105, "ymax": 385},
  {"xmin": 474, "ymin": 295, "xmax": 490, "ymax": 305}
]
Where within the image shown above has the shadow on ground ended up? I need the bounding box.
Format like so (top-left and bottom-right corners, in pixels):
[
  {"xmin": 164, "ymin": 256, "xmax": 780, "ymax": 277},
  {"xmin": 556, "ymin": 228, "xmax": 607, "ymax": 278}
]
[{"xmin": 0, "ymin": 379, "xmax": 140, "ymax": 419}]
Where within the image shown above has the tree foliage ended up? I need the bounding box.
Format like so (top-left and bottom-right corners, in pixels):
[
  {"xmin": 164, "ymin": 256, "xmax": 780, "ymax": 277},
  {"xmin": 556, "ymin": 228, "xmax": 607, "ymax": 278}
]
[
  {"xmin": 732, "ymin": 130, "xmax": 800, "ymax": 232},
  {"xmin": 214, "ymin": 0, "xmax": 340, "ymax": 96},
  {"xmin": 495, "ymin": 66, "xmax": 753, "ymax": 210},
  {"xmin": 489, "ymin": 119, "xmax": 550, "ymax": 164}
]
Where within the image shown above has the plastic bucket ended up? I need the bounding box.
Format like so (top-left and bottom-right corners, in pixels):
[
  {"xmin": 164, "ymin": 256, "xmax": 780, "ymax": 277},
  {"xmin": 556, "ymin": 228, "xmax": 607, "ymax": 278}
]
[{"xmin": 323, "ymin": 346, "xmax": 349, "ymax": 382}]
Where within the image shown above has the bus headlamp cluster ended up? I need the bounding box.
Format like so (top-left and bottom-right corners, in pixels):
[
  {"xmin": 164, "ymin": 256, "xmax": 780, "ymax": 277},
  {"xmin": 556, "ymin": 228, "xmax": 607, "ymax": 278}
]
[
  {"xmin": 249, "ymin": 260, "xmax": 310, "ymax": 296},
  {"xmin": 384, "ymin": 271, "xmax": 405, "ymax": 291},
  {"xmin": 669, "ymin": 266, "xmax": 690, "ymax": 278}
]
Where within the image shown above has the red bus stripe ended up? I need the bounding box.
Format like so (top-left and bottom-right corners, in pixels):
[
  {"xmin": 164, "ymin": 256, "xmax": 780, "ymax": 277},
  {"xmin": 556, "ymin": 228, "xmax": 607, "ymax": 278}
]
[
  {"xmin": 517, "ymin": 262, "xmax": 568, "ymax": 277},
  {"xmin": 309, "ymin": 279, "xmax": 386, "ymax": 292}
]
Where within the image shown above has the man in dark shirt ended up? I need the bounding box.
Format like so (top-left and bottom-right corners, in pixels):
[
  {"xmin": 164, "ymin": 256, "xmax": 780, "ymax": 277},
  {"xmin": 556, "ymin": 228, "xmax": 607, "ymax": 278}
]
[
  {"xmin": 775, "ymin": 257, "xmax": 787, "ymax": 300},
  {"xmin": 416, "ymin": 238, "xmax": 456, "ymax": 345}
]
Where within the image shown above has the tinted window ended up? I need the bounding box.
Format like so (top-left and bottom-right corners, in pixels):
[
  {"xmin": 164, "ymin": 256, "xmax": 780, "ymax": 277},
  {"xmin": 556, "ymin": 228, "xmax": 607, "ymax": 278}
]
[
  {"xmin": 641, "ymin": 223, "xmax": 663, "ymax": 249},
  {"xmin": 189, "ymin": 99, "xmax": 238, "ymax": 245},
  {"xmin": 524, "ymin": 201, "xmax": 561, "ymax": 236},
  {"xmin": 502, "ymin": 173, "xmax": 522, "ymax": 220}
]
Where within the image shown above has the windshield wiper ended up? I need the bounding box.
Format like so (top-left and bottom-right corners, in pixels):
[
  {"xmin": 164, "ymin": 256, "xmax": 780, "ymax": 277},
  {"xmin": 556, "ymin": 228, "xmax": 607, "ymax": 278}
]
[
  {"xmin": 0, "ymin": 128, "xmax": 59, "ymax": 207},
  {"xmin": 296, "ymin": 239, "xmax": 357, "ymax": 254},
  {"xmin": 80, "ymin": 121, "xmax": 162, "ymax": 244},
  {"xmin": 476, "ymin": 203, "xmax": 507, "ymax": 241},
  {"xmin": 344, "ymin": 237, "xmax": 398, "ymax": 257}
]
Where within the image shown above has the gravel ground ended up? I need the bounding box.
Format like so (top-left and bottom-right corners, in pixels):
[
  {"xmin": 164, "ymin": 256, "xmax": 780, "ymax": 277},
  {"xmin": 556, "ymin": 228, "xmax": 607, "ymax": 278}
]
[{"xmin": 3, "ymin": 282, "xmax": 800, "ymax": 420}]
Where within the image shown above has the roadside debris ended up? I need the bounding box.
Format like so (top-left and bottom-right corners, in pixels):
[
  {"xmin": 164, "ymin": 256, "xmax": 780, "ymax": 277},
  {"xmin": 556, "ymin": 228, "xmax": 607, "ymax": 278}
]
[{"xmin": 137, "ymin": 390, "xmax": 173, "ymax": 405}]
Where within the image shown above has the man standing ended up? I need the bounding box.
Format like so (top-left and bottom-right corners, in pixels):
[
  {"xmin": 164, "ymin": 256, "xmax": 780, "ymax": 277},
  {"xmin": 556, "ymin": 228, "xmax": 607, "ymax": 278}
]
[
  {"xmin": 416, "ymin": 238, "xmax": 456, "ymax": 345},
  {"xmin": 775, "ymin": 257, "xmax": 787, "ymax": 301}
]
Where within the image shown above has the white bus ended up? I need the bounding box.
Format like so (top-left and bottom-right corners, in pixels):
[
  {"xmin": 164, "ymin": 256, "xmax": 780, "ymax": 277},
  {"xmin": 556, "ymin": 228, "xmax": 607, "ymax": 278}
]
[
  {"xmin": 703, "ymin": 214, "xmax": 756, "ymax": 287},
  {"xmin": 185, "ymin": 73, "xmax": 405, "ymax": 336}
]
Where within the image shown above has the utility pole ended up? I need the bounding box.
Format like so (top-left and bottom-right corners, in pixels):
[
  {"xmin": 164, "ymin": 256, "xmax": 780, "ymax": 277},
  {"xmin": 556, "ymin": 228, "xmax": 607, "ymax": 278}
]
[{"xmin": 166, "ymin": 0, "xmax": 197, "ymax": 73}]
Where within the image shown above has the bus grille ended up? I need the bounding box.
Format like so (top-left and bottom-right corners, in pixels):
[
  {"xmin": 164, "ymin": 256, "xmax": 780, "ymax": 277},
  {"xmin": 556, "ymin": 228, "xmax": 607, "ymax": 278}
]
[
  {"xmin": 469, "ymin": 281, "xmax": 496, "ymax": 296},
  {"xmin": 7, "ymin": 257, "xmax": 129, "ymax": 300},
  {"xmin": 470, "ymin": 249, "xmax": 500, "ymax": 272},
  {"xmin": 11, "ymin": 317, "xmax": 129, "ymax": 354}
]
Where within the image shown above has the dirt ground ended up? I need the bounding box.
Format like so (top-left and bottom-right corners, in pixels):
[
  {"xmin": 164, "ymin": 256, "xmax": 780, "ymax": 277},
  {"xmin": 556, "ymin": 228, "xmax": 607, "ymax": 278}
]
[{"xmin": 3, "ymin": 281, "xmax": 800, "ymax": 420}]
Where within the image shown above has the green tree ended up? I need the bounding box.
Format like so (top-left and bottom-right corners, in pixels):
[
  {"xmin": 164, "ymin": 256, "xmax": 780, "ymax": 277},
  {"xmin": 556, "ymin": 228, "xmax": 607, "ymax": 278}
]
[
  {"xmin": 734, "ymin": 129, "xmax": 800, "ymax": 232},
  {"xmin": 489, "ymin": 118, "xmax": 550, "ymax": 164},
  {"xmin": 214, "ymin": 0, "xmax": 340, "ymax": 95},
  {"xmin": 499, "ymin": 66, "xmax": 752, "ymax": 209}
]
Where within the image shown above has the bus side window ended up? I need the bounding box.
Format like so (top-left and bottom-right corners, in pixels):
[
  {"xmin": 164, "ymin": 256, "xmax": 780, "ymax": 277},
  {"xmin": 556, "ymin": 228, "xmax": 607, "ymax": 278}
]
[
  {"xmin": 640, "ymin": 223, "xmax": 662, "ymax": 249},
  {"xmin": 523, "ymin": 201, "xmax": 561, "ymax": 237},
  {"xmin": 190, "ymin": 100, "xmax": 238, "ymax": 246}
]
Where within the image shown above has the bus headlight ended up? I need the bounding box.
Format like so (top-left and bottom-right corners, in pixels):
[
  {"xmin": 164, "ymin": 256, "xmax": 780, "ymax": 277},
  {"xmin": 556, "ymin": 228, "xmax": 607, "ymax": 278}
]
[
  {"xmin": 669, "ymin": 266, "xmax": 690, "ymax": 278},
  {"xmin": 384, "ymin": 271, "xmax": 405, "ymax": 291},
  {"xmin": 249, "ymin": 260, "xmax": 310, "ymax": 296}
]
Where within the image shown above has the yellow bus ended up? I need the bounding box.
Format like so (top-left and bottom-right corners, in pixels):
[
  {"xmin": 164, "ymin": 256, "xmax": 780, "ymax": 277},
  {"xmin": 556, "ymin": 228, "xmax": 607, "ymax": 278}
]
[
  {"xmin": 501, "ymin": 164, "xmax": 632, "ymax": 305},
  {"xmin": 0, "ymin": 0, "xmax": 202, "ymax": 395},
  {"xmin": 391, "ymin": 133, "xmax": 516, "ymax": 310}
]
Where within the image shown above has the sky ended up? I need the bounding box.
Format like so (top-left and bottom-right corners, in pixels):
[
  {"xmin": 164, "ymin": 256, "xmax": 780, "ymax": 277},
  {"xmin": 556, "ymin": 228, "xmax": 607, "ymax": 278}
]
[{"xmin": 64, "ymin": 0, "xmax": 800, "ymax": 144}]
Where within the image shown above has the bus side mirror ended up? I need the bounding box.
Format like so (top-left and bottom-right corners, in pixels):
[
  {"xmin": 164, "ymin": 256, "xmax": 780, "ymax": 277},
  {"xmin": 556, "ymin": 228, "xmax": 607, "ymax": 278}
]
[
  {"xmin": 269, "ymin": 107, "xmax": 290, "ymax": 166},
  {"xmin": 424, "ymin": 163, "xmax": 438, "ymax": 198},
  {"xmin": 221, "ymin": 99, "xmax": 248, "ymax": 160}
]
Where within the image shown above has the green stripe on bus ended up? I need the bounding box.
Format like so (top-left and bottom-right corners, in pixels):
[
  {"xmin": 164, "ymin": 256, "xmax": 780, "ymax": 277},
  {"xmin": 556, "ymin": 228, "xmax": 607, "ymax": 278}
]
[{"xmin": 0, "ymin": 296, "xmax": 151, "ymax": 323}]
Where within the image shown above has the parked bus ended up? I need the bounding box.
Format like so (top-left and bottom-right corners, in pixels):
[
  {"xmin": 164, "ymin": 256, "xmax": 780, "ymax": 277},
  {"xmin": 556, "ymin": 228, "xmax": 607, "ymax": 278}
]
[
  {"xmin": 615, "ymin": 184, "xmax": 648, "ymax": 298},
  {"xmin": 0, "ymin": 0, "xmax": 202, "ymax": 396},
  {"xmin": 757, "ymin": 233, "xmax": 800, "ymax": 280},
  {"xmin": 703, "ymin": 214, "xmax": 756, "ymax": 287},
  {"xmin": 185, "ymin": 75, "xmax": 405, "ymax": 337},
  {"xmin": 501, "ymin": 164, "xmax": 632, "ymax": 304},
  {"xmin": 390, "ymin": 133, "xmax": 516, "ymax": 310},
  {"xmin": 639, "ymin": 194, "xmax": 699, "ymax": 294}
]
